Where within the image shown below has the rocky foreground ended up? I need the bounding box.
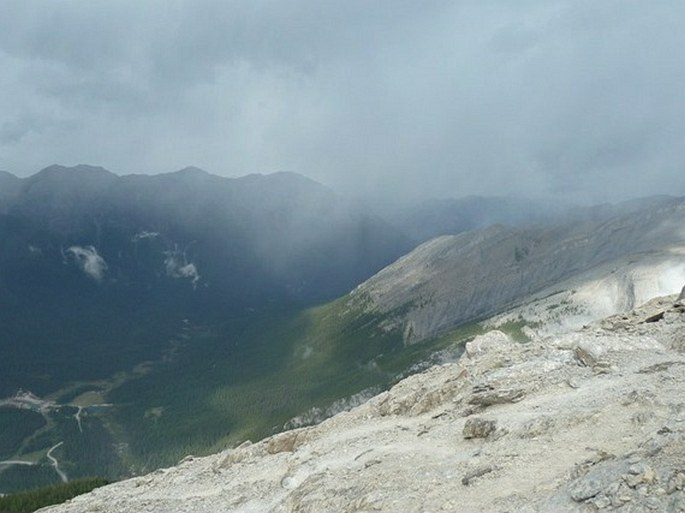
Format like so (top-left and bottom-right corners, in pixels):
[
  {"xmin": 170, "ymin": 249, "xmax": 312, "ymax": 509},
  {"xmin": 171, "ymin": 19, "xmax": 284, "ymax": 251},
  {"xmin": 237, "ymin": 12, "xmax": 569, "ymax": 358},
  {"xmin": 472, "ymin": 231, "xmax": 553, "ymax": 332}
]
[{"xmin": 44, "ymin": 293, "xmax": 685, "ymax": 513}]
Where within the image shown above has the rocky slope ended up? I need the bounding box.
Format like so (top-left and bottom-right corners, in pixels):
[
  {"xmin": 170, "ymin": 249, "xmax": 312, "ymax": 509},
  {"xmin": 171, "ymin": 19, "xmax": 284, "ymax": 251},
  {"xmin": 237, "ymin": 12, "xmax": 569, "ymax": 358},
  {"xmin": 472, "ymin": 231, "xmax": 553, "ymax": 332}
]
[
  {"xmin": 43, "ymin": 290, "xmax": 685, "ymax": 512},
  {"xmin": 484, "ymin": 249, "xmax": 685, "ymax": 338},
  {"xmin": 352, "ymin": 197, "xmax": 685, "ymax": 344}
]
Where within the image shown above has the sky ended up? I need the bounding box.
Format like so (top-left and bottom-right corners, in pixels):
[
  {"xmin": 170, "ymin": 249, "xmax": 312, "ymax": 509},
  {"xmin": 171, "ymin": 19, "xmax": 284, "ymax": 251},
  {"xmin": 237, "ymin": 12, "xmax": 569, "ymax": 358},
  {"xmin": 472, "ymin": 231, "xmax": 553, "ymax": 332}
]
[{"xmin": 1, "ymin": 0, "xmax": 685, "ymax": 203}]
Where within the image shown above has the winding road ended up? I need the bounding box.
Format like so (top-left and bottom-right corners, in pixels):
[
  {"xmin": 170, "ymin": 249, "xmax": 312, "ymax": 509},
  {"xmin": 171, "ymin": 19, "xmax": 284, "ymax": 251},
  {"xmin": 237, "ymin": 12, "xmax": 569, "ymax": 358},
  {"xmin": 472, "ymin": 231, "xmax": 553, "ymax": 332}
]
[
  {"xmin": 47, "ymin": 442, "xmax": 68, "ymax": 483},
  {"xmin": 74, "ymin": 406, "xmax": 84, "ymax": 433},
  {"xmin": 0, "ymin": 443, "xmax": 69, "ymax": 483},
  {"xmin": 0, "ymin": 460, "xmax": 36, "ymax": 467}
]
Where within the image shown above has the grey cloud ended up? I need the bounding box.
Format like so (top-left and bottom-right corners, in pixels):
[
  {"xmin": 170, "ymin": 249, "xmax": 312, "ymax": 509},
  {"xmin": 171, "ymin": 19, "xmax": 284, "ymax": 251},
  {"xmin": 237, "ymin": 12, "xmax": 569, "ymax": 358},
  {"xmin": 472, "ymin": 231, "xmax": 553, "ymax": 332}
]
[
  {"xmin": 0, "ymin": 116, "xmax": 38, "ymax": 144},
  {"xmin": 1, "ymin": 1, "xmax": 685, "ymax": 202}
]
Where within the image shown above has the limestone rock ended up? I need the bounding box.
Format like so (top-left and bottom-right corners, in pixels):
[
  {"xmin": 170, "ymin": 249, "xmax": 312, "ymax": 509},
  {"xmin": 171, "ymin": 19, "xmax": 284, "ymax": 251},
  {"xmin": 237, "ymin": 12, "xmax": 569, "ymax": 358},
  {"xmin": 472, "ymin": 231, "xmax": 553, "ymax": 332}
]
[
  {"xmin": 461, "ymin": 466, "xmax": 495, "ymax": 485},
  {"xmin": 266, "ymin": 429, "xmax": 306, "ymax": 454},
  {"xmin": 574, "ymin": 334, "xmax": 665, "ymax": 369},
  {"xmin": 667, "ymin": 472, "xmax": 685, "ymax": 494},
  {"xmin": 465, "ymin": 331, "xmax": 514, "ymax": 359},
  {"xmin": 468, "ymin": 383, "xmax": 525, "ymax": 406},
  {"xmin": 463, "ymin": 418, "xmax": 497, "ymax": 439}
]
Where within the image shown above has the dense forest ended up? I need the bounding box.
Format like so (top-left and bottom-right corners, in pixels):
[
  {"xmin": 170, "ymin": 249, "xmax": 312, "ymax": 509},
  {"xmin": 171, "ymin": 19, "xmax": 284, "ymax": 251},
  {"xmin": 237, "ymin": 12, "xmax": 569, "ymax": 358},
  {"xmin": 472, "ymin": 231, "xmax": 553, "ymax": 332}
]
[{"xmin": 0, "ymin": 478, "xmax": 108, "ymax": 513}]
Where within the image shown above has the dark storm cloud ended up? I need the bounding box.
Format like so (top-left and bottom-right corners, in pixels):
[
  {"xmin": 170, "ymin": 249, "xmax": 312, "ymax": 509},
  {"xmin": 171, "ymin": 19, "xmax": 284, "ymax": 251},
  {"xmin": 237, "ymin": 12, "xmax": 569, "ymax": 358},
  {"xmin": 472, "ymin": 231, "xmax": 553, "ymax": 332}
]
[{"xmin": 1, "ymin": 0, "xmax": 684, "ymax": 202}]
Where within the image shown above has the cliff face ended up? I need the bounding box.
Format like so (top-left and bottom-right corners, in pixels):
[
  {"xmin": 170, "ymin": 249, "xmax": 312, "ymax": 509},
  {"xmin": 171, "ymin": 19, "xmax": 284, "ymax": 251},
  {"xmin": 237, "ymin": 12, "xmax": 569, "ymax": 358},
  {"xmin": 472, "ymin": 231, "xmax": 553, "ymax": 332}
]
[
  {"xmin": 484, "ymin": 250, "xmax": 685, "ymax": 338},
  {"xmin": 44, "ymin": 292, "xmax": 685, "ymax": 513}
]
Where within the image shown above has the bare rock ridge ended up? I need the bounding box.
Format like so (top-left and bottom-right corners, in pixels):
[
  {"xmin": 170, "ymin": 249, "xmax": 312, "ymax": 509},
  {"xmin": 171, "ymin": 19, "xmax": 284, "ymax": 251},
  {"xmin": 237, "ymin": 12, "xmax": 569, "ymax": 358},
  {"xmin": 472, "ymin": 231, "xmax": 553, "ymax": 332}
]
[
  {"xmin": 44, "ymin": 290, "xmax": 685, "ymax": 512},
  {"xmin": 353, "ymin": 197, "xmax": 685, "ymax": 344}
]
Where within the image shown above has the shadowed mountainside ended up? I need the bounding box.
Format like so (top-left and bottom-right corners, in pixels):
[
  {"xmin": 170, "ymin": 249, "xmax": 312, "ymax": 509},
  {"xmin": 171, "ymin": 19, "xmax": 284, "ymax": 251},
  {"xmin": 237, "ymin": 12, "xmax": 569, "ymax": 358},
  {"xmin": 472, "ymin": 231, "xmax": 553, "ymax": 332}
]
[{"xmin": 0, "ymin": 165, "xmax": 413, "ymax": 398}]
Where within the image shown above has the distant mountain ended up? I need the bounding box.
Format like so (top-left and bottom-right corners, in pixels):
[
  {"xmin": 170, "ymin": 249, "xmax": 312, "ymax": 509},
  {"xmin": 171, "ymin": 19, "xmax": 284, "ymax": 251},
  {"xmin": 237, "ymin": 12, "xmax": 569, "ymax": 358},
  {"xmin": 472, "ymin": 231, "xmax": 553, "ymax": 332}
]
[
  {"xmin": 6, "ymin": 165, "xmax": 410, "ymax": 303},
  {"xmin": 376, "ymin": 194, "xmax": 677, "ymax": 244},
  {"xmin": 0, "ymin": 170, "xmax": 21, "ymax": 212},
  {"xmin": 0, "ymin": 164, "xmax": 418, "ymax": 492},
  {"xmin": 347, "ymin": 195, "xmax": 685, "ymax": 343},
  {"xmin": 0, "ymin": 165, "xmax": 411, "ymax": 396},
  {"xmin": 376, "ymin": 196, "xmax": 558, "ymax": 243}
]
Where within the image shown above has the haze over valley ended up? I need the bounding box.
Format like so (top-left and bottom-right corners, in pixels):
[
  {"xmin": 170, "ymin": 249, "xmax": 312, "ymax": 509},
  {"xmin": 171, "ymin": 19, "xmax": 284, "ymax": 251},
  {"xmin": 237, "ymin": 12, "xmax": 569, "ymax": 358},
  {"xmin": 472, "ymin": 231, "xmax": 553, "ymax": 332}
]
[{"xmin": 3, "ymin": 2, "xmax": 685, "ymax": 511}]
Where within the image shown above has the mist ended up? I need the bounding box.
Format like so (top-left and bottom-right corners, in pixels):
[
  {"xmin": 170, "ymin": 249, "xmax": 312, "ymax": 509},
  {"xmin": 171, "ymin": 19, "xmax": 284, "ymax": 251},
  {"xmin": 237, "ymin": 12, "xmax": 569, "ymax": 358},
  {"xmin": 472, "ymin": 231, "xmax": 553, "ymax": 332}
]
[{"xmin": 1, "ymin": 1, "xmax": 685, "ymax": 203}]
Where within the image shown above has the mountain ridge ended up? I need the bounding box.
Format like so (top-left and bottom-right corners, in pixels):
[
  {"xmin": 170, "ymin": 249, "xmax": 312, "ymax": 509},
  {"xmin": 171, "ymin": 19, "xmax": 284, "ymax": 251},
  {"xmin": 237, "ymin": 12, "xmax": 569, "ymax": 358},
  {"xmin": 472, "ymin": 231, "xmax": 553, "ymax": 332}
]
[
  {"xmin": 0, "ymin": 164, "xmax": 412, "ymax": 398},
  {"xmin": 374, "ymin": 193, "xmax": 681, "ymax": 246},
  {"xmin": 349, "ymin": 196, "xmax": 685, "ymax": 344}
]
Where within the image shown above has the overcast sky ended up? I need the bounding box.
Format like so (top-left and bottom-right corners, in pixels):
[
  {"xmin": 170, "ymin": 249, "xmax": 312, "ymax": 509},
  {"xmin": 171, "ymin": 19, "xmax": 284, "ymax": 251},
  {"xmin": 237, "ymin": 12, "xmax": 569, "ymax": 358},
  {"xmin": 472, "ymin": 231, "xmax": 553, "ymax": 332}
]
[{"xmin": 1, "ymin": 1, "xmax": 685, "ymax": 202}]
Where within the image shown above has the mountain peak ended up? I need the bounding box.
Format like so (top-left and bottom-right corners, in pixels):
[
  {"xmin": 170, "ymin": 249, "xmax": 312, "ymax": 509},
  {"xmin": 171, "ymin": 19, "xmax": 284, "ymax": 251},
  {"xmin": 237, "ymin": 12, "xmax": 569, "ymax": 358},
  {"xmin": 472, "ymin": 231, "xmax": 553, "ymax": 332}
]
[
  {"xmin": 0, "ymin": 169, "xmax": 18, "ymax": 178},
  {"xmin": 173, "ymin": 166, "xmax": 212, "ymax": 177},
  {"xmin": 22, "ymin": 165, "xmax": 118, "ymax": 198},
  {"xmin": 238, "ymin": 171, "xmax": 320, "ymax": 185},
  {"xmin": 35, "ymin": 164, "xmax": 117, "ymax": 178},
  {"xmin": 0, "ymin": 171, "xmax": 21, "ymax": 209},
  {"xmin": 0, "ymin": 170, "xmax": 20, "ymax": 184}
]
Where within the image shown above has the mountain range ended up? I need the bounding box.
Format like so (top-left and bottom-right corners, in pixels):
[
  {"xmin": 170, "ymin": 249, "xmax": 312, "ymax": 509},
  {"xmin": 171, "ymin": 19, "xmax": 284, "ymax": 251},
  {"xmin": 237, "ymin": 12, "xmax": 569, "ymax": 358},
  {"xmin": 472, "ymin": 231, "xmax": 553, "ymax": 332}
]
[
  {"xmin": 1, "ymin": 164, "xmax": 684, "ymax": 497},
  {"xmin": 353, "ymin": 195, "xmax": 685, "ymax": 343},
  {"xmin": 0, "ymin": 165, "xmax": 410, "ymax": 396}
]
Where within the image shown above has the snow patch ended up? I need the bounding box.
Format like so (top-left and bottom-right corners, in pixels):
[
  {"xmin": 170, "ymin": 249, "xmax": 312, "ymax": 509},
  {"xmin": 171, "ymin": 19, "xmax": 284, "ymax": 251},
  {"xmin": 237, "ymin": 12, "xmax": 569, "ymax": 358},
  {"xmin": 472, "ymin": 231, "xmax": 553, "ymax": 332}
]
[
  {"xmin": 132, "ymin": 231, "xmax": 161, "ymax": 242},
  {"xmin": 164, "ymin": 249, "xmax": 200, "ymax": 289},
  {"xmin": 66, "ymin": 246, "xmax": 107, "ymax": 282}
]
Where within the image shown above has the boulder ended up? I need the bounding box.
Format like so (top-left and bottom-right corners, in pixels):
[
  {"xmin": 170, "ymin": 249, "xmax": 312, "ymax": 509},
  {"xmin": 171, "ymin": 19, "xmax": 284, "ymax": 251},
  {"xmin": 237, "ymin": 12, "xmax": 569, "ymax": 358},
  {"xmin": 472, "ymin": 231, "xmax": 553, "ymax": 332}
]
[
  {"xmin": 468, "ymin": 383, "xmax": 525, "ymax": 406},
  {"xmin": 463, "ymin": 417, "xmax": 497, "ymax": 439}
]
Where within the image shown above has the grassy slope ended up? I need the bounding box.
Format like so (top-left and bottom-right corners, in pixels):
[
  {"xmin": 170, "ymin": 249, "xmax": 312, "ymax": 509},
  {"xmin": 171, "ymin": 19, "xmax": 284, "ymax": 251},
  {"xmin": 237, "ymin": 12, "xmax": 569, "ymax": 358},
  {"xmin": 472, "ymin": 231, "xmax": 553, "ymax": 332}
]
[{"xmin": 108, "ymin": 294, "xmax": 482, "ymax": 472}]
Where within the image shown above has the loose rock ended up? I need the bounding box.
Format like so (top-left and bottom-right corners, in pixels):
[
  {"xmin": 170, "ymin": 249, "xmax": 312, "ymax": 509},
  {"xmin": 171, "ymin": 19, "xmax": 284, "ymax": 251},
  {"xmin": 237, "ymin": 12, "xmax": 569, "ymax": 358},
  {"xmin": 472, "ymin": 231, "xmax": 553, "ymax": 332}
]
[{"xmin": 463, "ymin": 418, "xmax": 497, "ymax": 439}]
